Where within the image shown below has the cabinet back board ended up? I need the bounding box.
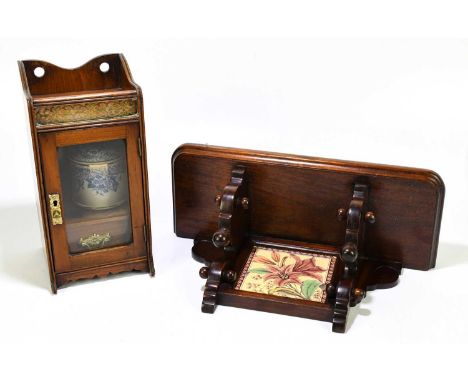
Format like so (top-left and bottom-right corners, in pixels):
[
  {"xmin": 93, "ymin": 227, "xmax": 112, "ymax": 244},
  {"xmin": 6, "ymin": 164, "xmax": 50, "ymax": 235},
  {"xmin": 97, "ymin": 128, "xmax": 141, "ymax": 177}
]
[{"xmin": 172, "ymin": 144, "xmax": 444, "ymax": 270}]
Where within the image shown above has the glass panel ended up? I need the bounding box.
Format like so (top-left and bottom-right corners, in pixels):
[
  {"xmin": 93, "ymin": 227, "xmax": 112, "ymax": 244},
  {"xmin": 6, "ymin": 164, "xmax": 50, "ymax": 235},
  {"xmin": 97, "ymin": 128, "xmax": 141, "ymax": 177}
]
[{"xmin": 58, "ymin": 140, "xmax": 132, "ymax": 254}]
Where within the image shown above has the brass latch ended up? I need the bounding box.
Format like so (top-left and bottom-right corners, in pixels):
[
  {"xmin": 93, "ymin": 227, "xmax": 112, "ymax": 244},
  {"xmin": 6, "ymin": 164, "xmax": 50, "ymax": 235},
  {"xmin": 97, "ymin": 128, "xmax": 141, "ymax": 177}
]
[{"xmin": 48, "ymin": 193, "xmax": 63, "ymax": 225}]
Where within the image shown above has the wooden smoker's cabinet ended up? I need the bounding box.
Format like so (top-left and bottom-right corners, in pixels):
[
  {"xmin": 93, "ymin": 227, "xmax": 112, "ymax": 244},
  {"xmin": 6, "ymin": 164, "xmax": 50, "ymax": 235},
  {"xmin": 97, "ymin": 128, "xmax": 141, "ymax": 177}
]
[{"xmin": 19, "ymin": 54, "xmax": 154, "ymax": 293}]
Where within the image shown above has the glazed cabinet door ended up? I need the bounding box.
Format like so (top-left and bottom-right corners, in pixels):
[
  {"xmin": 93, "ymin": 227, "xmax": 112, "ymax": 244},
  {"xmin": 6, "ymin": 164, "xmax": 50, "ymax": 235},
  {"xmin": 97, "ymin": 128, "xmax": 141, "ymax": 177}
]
[{"xmin": 38, "ymin": 123, "xmax": 147, "ymax": 273}]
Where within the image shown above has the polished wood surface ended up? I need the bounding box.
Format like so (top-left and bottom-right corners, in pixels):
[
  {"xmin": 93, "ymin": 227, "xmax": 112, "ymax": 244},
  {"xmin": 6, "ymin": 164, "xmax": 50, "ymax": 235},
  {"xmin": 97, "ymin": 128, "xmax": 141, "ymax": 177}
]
[
  {"xmin": 20, "ymin": 54, "xmax": 135, "ymax": 98},
  {"xmin": 173, "ymin": 144, "xmax": 444, "ymax": 270},
  {"xmin": 172, "ymin": 144, "xmax": 444, "ymax": 332},
  {"xmin": 19, "ymin": 54, "xmax": 154, "ymax": 292}
]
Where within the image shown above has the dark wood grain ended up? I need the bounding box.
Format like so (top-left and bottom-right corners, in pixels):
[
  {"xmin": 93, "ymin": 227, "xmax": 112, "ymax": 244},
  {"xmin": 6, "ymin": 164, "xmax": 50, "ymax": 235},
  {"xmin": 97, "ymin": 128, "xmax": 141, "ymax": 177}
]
[
  {"xmin": 173, "ymin": 144, "xmax": 444, "ymax": 270},
  {"xmin": 19, "ymin": 54, "xmax": 154, "ymax": 292},
  {"xmin": 20, "ymin": 54, "xmax": 135, "ymax": 97},
  {"xmin": 172, "ymin": 144, "xmax": 444, "ymax": 332}
]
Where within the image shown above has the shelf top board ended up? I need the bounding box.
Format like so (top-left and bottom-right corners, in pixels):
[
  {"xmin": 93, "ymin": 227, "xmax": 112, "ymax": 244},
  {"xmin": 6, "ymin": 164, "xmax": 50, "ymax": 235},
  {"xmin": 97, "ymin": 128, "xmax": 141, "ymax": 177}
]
[{"xmin": 172, "ymin": 144, "xmax": 445, "ymax": 271}]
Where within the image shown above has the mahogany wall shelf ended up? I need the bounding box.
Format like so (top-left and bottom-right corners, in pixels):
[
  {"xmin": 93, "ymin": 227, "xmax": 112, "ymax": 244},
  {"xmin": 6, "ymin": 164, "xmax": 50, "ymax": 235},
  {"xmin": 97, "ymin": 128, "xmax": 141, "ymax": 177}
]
[
  {"xmin": 19, "ymin": 54, "xmax": 154, "ymax": 292},
  {"xmin": 172, "ymin": 144, "xmax": 444, "ymax": 333}
]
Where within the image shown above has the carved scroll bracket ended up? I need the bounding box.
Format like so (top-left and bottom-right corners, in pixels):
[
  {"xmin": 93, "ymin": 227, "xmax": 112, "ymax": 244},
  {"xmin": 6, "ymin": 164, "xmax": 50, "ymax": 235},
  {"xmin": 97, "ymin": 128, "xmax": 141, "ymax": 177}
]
[
  {"xmin": 194, "ymin": 165, "xmax": 250, "ymax": 313},
  {"xmin": 341, "ymin": 183, "xmax": 370, "ymax": 278},
  {"xmin": 212, "ymin": 165, "xmax": 249, "ymax": 254},
  {"xmin": 332, "ymin": 183, "xmax": 371, "ymax": 333},
  {"xmin": 331, "ymin": 182, "xmax": 401, "ymax": 333}
]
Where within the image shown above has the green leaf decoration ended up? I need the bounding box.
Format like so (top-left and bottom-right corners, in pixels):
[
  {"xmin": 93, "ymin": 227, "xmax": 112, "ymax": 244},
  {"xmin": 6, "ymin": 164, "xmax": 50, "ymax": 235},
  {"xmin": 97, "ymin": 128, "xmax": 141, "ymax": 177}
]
[
  {"xmin": 248, "ymin": 268, "xmax": 270, "ymax": 275},
  {"xmin": 274, "ymin": 287, "xmax": 304, "ymax": 298},
  {"xmin": 301, "ymin": 279, "xmax": 322, "ymax": 300},
  {"xmin": 279, "ymin": 256, "xmax": 286, "ymax": 267}
]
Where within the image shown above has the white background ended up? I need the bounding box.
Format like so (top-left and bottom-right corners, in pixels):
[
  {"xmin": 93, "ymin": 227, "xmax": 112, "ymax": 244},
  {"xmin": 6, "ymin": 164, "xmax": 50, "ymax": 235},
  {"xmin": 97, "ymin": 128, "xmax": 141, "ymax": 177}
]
[{"xmin": 1, "ymin": 2, "xmax": 468, "ymax": 381}]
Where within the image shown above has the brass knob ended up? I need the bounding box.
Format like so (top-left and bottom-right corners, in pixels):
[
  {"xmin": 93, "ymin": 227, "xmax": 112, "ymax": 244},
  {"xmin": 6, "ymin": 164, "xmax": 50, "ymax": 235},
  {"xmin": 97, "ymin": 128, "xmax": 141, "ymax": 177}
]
[
  {"xmin": 240, "ymin": 197, "xmax": 249, "ymax": 210},
  {"xmin": 326, "ymin": 284, "xmax": 336, "ymax": 298},
  {"xmin": 365, "ymin": 211, "xmax": 376, "ymax": 224},
  {"xmin": 223, "ymin": 270, "xmax": 237, "ymax": 282},
  {"xmin": 353, "ymin": 288, "xmax": 365, "ymax": 299},
  {"xmin": 212, "ymin": 229, "xmax": 231, "ymax": 248},
  {"xmin": 341, "ymin": 243, "xmax": 358, "ymax": 263},
  {"xmin": 199, "ymin": 267, "xmax": 209, "ymax": 279},
  {"xmin": 352, "ymin": 288, "xmax": 366, "ymax": 305},
  {"xmin": 337, "ymin": 208, "xmax": 347, "ymax": 221}
]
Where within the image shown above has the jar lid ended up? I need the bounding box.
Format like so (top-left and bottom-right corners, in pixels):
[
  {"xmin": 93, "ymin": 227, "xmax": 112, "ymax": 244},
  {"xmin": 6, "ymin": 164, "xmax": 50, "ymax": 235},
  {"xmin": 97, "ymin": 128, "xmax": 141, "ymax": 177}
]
[{"xmin": 68, "ymin": 141, "xmax": 124, "ymax": 164}]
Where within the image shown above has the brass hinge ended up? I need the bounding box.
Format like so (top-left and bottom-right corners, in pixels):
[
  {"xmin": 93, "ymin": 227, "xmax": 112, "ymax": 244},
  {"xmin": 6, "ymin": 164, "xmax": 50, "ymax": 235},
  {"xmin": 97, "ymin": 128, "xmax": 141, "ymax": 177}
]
[
  {"xmin": 143, "ymin": 224, "xmax": 147, "ymax": 243},
  {"xmin": 137, "ymin": 137, "xmax": 142, "ymax": 158}
]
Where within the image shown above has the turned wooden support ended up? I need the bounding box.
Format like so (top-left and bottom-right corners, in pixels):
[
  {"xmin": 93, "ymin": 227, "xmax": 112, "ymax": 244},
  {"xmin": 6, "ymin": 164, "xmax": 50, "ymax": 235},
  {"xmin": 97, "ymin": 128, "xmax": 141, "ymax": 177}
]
[
  {"xmin": 332, "ymin": 183, "xmax": 370, "ymax": 333},
  {"xmin": 211, "ymin": 165, "xmax": 249, "ymax": 253},
  {"xmin": 200, "ymin": 262, "xmax": 224, "ymax": 313},
  {"xmin": 197, "ymin": 165, "xmax": 250, "ymax": 313},
  {"xmin": 341, "ymin": 183, "xmax": 370, "ymax": 274},
  {"xmin": 199, "ymin": 266, "xmax": 237, "ymax": 282},
  {"xmin": 174, "ymin": 144, "xmax": 443, "ymax": 333},
  {"xmin": 332, "ymin": 182, "xmax": 402, "ymax": 332}
]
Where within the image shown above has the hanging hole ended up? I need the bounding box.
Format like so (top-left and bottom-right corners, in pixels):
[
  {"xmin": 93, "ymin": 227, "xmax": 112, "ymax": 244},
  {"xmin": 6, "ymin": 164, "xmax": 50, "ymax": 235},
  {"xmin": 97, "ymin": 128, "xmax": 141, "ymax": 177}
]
[
  {"xmin": 34, "ymin": 67, "xmax": 45, "ymax": 78},
  {"xmin": 99, "ymin": 62, "xmax": 110, "ymax": 73}
]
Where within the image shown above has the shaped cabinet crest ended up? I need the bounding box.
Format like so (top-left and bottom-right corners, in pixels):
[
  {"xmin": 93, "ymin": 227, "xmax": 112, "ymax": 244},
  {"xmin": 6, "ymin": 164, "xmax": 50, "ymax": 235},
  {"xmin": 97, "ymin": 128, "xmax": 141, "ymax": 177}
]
[{"xmin": 19, "ymin": 54, "xmax": 154, "ymax": 292}]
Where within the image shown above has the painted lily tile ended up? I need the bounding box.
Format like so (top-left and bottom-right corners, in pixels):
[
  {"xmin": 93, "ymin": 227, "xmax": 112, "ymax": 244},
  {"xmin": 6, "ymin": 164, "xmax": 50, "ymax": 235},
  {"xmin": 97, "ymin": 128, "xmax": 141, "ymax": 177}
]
[{"xmin": 235, "ymin": 247, "xmax": 336, "ymax": 303}]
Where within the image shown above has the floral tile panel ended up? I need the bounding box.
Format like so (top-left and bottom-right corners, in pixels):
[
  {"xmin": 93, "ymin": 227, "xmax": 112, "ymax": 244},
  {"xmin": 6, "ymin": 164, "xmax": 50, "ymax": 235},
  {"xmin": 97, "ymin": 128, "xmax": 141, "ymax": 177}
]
[{"xmin": 235, "ymin": 246, "xmax": 336, "ymax": 303}]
